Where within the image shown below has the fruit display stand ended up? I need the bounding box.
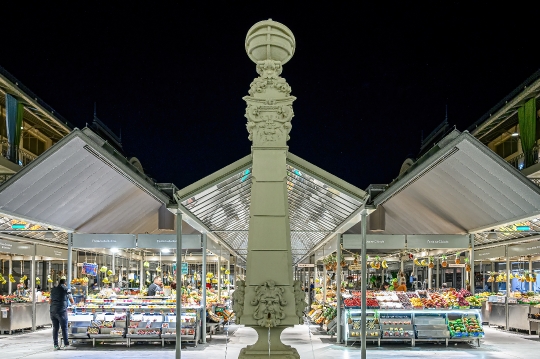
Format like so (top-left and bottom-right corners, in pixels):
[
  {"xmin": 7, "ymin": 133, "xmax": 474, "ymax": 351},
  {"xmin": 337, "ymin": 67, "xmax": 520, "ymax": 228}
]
[
  {"xmin": 126, "ymin": 313, "xmax": 163, "ymax": 346},
  {"xmin": 71, "ymin": 296, "xmax": 203, "ymax": 347},
  {"xmin": 345, "ymin": 311, "xmax": 380, "ymax": 345},
  {"xmin": 67, "ymin": 312, "xmax": 95, "ymax": 345},
  {"xmin": 88, "ymin": 312, "xmax": 128, "ymax": 347},
  {"xmin": 341, "ymin": 290, "xmax": 485, "ymax": 347},
  {"xmin": 161, "ymin": 310, "xmax": 200, "ymax": 347},
  {"xmin": 380, "ymin": 313, "xmax": 414, "ymax": 345}
]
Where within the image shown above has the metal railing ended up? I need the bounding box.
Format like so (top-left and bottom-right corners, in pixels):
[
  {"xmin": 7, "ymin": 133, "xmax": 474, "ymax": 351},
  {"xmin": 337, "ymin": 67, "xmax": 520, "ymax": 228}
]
[
  {"xmin": 1, "ymin": 138, "xmax": 38, "ymax": 167},
  {"xmin": 507, "ymin": 146, "xmax": 539, "ymax": 170},
  {"xmin": 0, "ymin": 173, "xmax": 13, "ymax": 184}
]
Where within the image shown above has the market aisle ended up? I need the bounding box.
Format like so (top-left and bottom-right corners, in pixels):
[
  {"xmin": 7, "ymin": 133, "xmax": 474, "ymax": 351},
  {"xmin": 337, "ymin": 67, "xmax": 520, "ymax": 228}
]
[{"xmin": 1, "ymin": 325, "xmax": 540, "ymax": 358}]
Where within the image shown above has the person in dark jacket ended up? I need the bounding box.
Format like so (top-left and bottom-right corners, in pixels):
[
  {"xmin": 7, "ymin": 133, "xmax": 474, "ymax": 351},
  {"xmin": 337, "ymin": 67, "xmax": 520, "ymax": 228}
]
[{"xmin": 49, "ymin": 279, "xmax": 74, "ymax": 350}]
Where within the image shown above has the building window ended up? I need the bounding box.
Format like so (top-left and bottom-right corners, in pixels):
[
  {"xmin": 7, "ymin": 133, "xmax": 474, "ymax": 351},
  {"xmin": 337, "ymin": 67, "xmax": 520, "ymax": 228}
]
[
  {"xmin": 23, "ymin": 133, "xmax": 46, "ymax": 155},
  {"xmin": 495, "ymin": 138, "xmax": 518, "ymax": 158}
]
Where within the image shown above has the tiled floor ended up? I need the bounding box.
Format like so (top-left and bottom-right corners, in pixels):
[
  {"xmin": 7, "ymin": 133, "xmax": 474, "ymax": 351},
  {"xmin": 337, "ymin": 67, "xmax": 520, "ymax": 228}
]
[{"xmin": 0, "ymin": 324, "xmax": 539, "ymax": 358}]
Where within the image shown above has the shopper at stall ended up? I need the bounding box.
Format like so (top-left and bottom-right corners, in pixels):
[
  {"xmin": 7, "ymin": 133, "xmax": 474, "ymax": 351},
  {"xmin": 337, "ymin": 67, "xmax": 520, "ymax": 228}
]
[
  {"xmin": 147, "ymin": 276, "xmax": 163, "ymax": 296},
  {"xmin": 380, "ymin": 282, "xmax": 390, "ymax": 291},
  {"xmin": 49, "ymin": 278, "xmax": 74, "ymax": 350},
  {"xmin": 14, "ymin": 283, "xmax": 28, "ymax": 297}
]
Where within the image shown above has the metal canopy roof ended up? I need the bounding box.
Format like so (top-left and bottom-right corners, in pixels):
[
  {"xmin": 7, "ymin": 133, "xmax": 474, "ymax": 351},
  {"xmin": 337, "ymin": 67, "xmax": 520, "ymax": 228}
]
[
  {"xmin": 0, "ymin": 128, "xmax": 172, "ymax": 236},
  {"xmin": 176, "ymin": 152, "xmax": 368, "ymax": 264},
  {"xmin": 370, "ymin": 131, "xmax": 540, "ymax": 242}
]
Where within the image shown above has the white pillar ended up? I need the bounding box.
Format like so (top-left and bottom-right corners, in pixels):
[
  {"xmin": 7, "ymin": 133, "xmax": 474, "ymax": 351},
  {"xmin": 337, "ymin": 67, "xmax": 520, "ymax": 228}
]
[
  {"xmin": 360, "ymin": 210, "xmax": 367, "ymax": 359},
  {"xmin": 470, "ymin": 234, "xmax": 475, "ymax": 295},
  {"xmin": 201, "ymin": 234, "xmax": 207, "ymax": 344},
  {"xmin": 139, "ymin": 259, "xmax": 144, "ymax": 291},
  {"xmin": 336, "ymin": 236, "xmax": 342, "ymax": 343},
  {"xmin": 31, "ymin": 244, "xmax": 36, "ymax": 331},
  {"xmin": 529, "ymin": 257, "xmax": 533, "ymax": 292},
  {"xmin": 217, "ymin": 246, "xmax": 222, "ymax": 302},
  {"xmin": 505, "ymin": 245, "xmax": 510, "ymax": 331},
  {"xmin": 428, "ymin": 266, "xmax": 432, "ymax": 289},
  {"xmin": 322, "ymin": 249, "xmax": 327, "ymax": 303},
  {"xmin": 436, "ymin": 258, "xmax": 440, "ymax": 289},
  {"xmin": 8, "ymin": 256, "xmax": 12, "ymax": 294},
  {"xmin": 67, "ymin": 233, "xmax": 73, "ymax": 289},
  {"xmin": 175, "ymin": 211, "xmax": 183, "ymax": 359}
]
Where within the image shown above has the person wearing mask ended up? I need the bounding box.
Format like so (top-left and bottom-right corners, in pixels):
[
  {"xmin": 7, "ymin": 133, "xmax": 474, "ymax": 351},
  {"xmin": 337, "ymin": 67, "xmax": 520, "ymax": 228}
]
[
  {"xmin": 147, "ymin": 276, "xmax": 163, "ymax": 296},
  {"xmin": 49, "ymin": 279, "xmax": 74, "ymax": 350},
  {"xmin": 380, "ymin": 282, "xmax": 390, "ymax": 291}
]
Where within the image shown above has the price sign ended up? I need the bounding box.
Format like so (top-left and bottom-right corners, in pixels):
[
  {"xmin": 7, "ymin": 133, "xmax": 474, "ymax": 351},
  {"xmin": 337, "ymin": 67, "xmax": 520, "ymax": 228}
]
[{"xmin": 348, "ymin": 265, "xmax": 362, "ymax": 271}]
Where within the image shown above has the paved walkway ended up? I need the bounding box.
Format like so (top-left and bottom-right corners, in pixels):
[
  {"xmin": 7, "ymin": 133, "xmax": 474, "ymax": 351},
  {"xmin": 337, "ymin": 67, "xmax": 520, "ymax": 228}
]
[{"xmin": 0, "ymin": 325, "xmax": 539, "ymax": 358}]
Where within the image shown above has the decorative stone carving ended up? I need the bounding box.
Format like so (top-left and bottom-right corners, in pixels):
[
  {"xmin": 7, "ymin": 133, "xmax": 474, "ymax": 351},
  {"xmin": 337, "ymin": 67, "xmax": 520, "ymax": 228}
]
[
  {"xmin": 232, "ymin": 280, "xmax": 246, "ymax": 324},
  {"xmin": 293, "ymin": 280, "xmax": 308, "ymax": 324},
  {"xmin": 244, "ymin": 60, "xmax": 296, "ymax": 147},
  {"xmin": 250, "ymin": 280, "xmax": 287, "ymax": 327}
]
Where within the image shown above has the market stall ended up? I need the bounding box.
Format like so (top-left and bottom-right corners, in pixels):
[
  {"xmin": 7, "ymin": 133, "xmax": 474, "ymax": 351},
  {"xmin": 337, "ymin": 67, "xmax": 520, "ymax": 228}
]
[
  {"xmin": 475, "ymin": 241, "xmax": 540, "ymax": 334},
  {"xmin": 0, "ymin": 238, "xmax": 64, "ymax": 333},
  {"xmin": 67, "ymin": 233, "xmax": 235, "ymax": 346}
]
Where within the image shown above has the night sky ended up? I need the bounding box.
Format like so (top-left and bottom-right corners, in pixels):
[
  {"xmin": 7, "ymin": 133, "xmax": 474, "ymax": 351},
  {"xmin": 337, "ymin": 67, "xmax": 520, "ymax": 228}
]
[{"xmin": 2, "ymin": 2, "xmax": 538, "ymax": 191}]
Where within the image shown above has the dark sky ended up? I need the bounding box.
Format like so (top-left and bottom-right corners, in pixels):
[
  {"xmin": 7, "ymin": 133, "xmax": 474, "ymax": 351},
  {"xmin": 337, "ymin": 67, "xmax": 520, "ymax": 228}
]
[{"xmin": 2, "ymin": 2, "xmax": 538, "ymax": 190}]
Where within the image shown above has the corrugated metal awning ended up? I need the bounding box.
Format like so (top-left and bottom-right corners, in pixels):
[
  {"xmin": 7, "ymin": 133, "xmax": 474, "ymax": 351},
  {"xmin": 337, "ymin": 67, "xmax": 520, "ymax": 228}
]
[
  {"xmin": 0, "ymin": 128, "xmax": 172, "ymax": 236},
  {"xmin": 176, "ymin": 152, "xmax": 368, "ymax": 263},
  {"xmin": 371, "ymin": 131, "xmax": 540, "ymax": 238}
]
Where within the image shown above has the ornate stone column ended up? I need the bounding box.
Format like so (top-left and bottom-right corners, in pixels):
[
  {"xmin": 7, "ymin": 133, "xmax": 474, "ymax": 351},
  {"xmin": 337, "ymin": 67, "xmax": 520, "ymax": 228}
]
[{"xmin": 233, "ymin": 19, "xmax": 306, "ymax": 359}]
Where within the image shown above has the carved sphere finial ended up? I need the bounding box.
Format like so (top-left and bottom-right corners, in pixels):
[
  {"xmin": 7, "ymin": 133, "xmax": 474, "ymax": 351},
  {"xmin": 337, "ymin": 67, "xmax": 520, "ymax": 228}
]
[{"xmin": 245, "ymin": 19, "xmax": 295, "ymax": 65}]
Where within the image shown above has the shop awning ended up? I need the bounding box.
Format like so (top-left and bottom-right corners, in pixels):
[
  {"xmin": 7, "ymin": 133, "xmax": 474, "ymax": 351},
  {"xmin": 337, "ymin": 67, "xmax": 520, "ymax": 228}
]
[
  {"xmin": 176, "ymin": 152, "xmax": 368, "ymax": 263},
  {"xmin": 369, "ymin": 131, "xmax": 540, "ymax": 242},
  {"xmin": 0, "ymin": 128, "xmax": 172, "ymax": 237}
]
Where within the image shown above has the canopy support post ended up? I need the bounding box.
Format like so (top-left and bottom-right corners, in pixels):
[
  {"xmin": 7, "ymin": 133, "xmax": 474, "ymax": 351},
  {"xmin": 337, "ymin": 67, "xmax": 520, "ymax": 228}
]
[
  {"xmin": 470, "ymin": 234, "xmax": 475, "ymax": 295},
  {"xmin": 336, "ymin": 234, "xmax": 342, "ymax": 343},
  {"xmin": 175, "ymin": 211, "xmax": 183, "ymax": 359},
  {"xmin": 505, "ymin": 244, "xmax": 510, "ymax": 331},
  {"xmin": 360, "ymin": 210, "xmax": 367, "ymax": 359},
  {"xmin": 67, "ymin": 233, "xmax": 73, "ymax": 290},
  {"xmin": 201, "ymin": 233, "xmax": 207, "ymax": 344},
  {"xmin": 31, "ymin": 243, "xmax": 36, "ymax": 331}
]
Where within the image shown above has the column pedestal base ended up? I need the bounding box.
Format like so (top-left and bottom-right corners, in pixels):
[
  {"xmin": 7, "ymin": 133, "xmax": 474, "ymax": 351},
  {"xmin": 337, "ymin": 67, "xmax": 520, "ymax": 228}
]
[{"xmin": 239, "ymin": 326, "xmax": 300, "ymax": 359}]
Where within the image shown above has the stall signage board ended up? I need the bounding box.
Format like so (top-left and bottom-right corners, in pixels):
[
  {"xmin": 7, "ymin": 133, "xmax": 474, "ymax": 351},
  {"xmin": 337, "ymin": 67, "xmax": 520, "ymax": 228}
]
[
  {"xmin": 508, "ymin": 241, "xmax": 540, "ymax": 256},
  {"xmin": 181, "ymin": 262, "xmax": 188, "ymax": 275},
  {"xmin": 343, "ymin": 234, "xmax": 406, "ymax": 249},
  {"xmin": 297, "ymin": 263, "xmax": 315, "ymax": 268},
  {"xmin": 0, "ymin": 239, "xmax": 34, "ymax": 255},
  {"xmin": 406, "ymin": 235, "xmax": 469, "ymax": 249},
  {"xmin": 348, "ymin": 265, "xmax": 362, "ymax": 271},
  {"xmin": 475, "ymin": 246, "xmax": 506, "ymax": 259},
  {"xmin": 37, "ymin": 245, "xmax": 66, "ymax": 259},
  {"xmin": 448, "ymin": 263, "xmax": 465, "ymax": 268},
  {"xmin": 137, "ymin": 234, "xmax": 201, "ymax": 249},
  {"xmin": 72, "ymin": 234, "xmax": 136, "ymax": 249}
]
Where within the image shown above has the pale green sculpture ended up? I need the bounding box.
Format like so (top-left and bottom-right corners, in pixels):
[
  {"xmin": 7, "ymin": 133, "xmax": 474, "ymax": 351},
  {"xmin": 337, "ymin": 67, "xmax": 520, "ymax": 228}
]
[{"xmin": 238, "ymin": 19, "xmax": 304, "ymax": 359}]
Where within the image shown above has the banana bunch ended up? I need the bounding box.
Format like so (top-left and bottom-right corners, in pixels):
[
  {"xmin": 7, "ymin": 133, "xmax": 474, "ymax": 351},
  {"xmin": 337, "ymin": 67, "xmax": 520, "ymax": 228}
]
[
  {"xmin": 143, "ymin": 261, "xmax": 150, "ymax": 268},
  {"xmin": 9, "ymin": 274, "xmax": 16, "ymax": 283},
  {"xmin": 145, "ymin": 270, "xmax": 150, "ymax": 276},
  {"xmin": 107, "ymin": 269, "xmax": 113, "ymax": 276},
  {"xmin": 381, "ymin": 260, "xmax": 388, "ymax": 269},
  {"xmin": 413, "ymin": 258, "xmax": 421, "ymax": 266},
  {"xmin": 20, "ymin": 275, "xmax": 28, "ymax": 283},
  {"xmin": 420, "ymin": 259, "xmax": 427, "ymax": 266},
  {"xmin": 36, "ymin": 277, "xmax": 41, "ymax": 285},
  {"xmin": 100, "ymin": 266, "xmax": 108, "ymax": 273},
  {"xmin": 0, "ymin": 273, "xmax": 6, "ymax": 285},
  {"xmin": 47, "ymin": 275, "xmax": 53, "ymax": 283},
  {"xmin": 156, "ymin": 266, "xmax": 161, "ymax": 273}
]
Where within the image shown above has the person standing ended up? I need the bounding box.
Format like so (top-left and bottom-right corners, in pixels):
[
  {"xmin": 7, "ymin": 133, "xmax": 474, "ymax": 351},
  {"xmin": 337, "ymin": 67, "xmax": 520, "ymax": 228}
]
[
  {"xmin": 147, "ymin": 276, "xmax": 163, "ymax": 296},
  {"xmin": 49, "ymin": 278, "xmax": 74, "ymax": 350}
]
